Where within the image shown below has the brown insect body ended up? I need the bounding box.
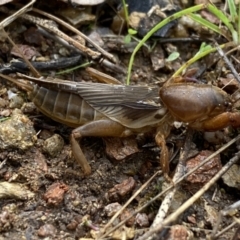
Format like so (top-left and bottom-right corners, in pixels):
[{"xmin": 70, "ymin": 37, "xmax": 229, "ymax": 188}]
[
  {"xmin": 1, "ymin": 73, "xmax": 240, "ymax": 178},
  {"xmin": 30, "ymin": 83, "xmax": 167, "ymax": 136},
  {"xmin": 19, "ymin": 74, "xmax": 168, "ymax": 131}
]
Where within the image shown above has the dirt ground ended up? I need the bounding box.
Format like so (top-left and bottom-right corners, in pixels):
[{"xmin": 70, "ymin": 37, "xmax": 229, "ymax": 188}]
[{"xmin": 0, "ymin": 0, "xmax": 240, "ymax": 239}]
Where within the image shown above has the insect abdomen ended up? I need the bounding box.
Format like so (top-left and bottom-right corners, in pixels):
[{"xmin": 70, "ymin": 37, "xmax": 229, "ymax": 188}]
[{"xmin": 30, "ymin": 85, "xmax": 105, "ymax": 127}]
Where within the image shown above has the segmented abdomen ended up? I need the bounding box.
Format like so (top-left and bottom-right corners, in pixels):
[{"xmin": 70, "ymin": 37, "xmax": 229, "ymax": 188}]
[{"xmin": 30, "ymin": 85, "xmax": 105, "ymax": 127}]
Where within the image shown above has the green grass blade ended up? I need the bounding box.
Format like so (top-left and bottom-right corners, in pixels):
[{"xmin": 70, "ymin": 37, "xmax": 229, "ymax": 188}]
[
  {"xmin": 172, "ymin": 45, "xmax": 213, "ymax": 77},
  {"xmin": 207, "ymin": 4, "xmax": 238, "ymax": 42},
  {"xmin": 188, "ymin": 13, "xmax": 230, "ymax": 40},
  {"xmin": 227, "ymin": 0, "xmax": 237, "ymax": 21},
  {"xmin": 0, "ymin": 117, "xmax": 10, "ymax": 122},
  {"xmin": 172, "ymin": 42, "xmax": 235, "ymax": 78},
  {"xmin": 122, "ymin": 0, "xmax": 129, "ymax": 27},
  {"xmin": 56, "ymin": 61, "xmax": 92, "ymax": 75},
  {"xmin": 126, "ymin": 3, "xmax": 207, "ymax": 84},
  {"xmin": 238, "ymin": 1, "xmax": 240, "ymax": 43}
]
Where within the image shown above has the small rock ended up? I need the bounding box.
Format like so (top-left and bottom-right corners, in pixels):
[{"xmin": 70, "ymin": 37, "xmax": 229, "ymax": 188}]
[
  {"xmin": 204, "ymin": 201, "xmax": 218, "ymax": 227},
  {"xmin": 120, "ymin": 210, "xmax": 135, "ymax": 227},
  {"xmin": 104, "ymin": 202, "xmax": 122, "ymax": 217},
  {"xmin": 37, "ymin": 224, "xmax": 57, "ymax": 237},
  {"xmin": 135, "ymin": 213, "xmax": 149, "ymax": 227},
  {"xmin": 204, "ymin": 131, "xmax": 225, "ymax": 144},
  {"xmin": 186, "ymin": 150, "xmax": 222, "ymax": 185},
  {"xmin": 0, "ymin": 109, "xmax": 11, "ymax": 117},
  {"xmin": 67, "ymin": 215, "xmax": 82, "ymax": 230},
  {"xmin": 166, "ymin": 225, "xmax": 193, "ymax": 240},
  {"xmin": 9, "ymin": 95, "xmax": 24, "ymax": 109},
  {"xmin": 109, "ymin": 226, "xmax": 135, "ymax": 240},
  {"xmin": 106, "ymin": 177, "xmax": 136, "ymax": 201},
  {"xmin": 34, "ymin": 149, "xmax": 48, "ymax": 172},
  {"xmin": 43, "ymin": 134, "xmax": 64, "ymax": 157},
  {"xmin": 0, "ymin": 210, "xmax": 12, "ymax": 232},
  {"xmin": 21, "ymin": 102, "xmax": 36, "ymax": 114},
  {"xmin": 38, "ymin": 129, "xmax": 53, "ymax": 140},
  {"xmin": 43, "ymin": 182, "xmax": 69, "ymax": 206},
  {"xmin": 187, "ymin": 215, "xmax": 196, "ymax": 224},
  {"xmin": 222, "ymin": 164, "xmax": 240, "ymax": 189},
  {"xmin": 0, "ymin": 109, "xmax": 36, "ymax": 150},
  {"xmin": 0, "ymin": 97, "xmax": 8, "ymax": 108},
  {"xmin": 104, "ymin": 137, "xmax": 139, "ymax": 161}
]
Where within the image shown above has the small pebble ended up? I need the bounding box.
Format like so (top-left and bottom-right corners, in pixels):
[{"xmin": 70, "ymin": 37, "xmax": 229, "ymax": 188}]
[
  {"xmin": 104, "ymin": 202, "xmax": 122, "ymax": 217},
  {"xmin": 37, "ymin": 224, "xmax": 57, "ymax": 237},
  {"xmin": 43, "ymin": 134, "xmax": 64, "ymax": 157},
  {"xmin": 135, "ymin": 213, "xmax": 149, "ymax": 227},
  {"xmin": 0, "ymin": 109, "xmax": 36, "ymax": 150},
  {"xmin": 9, "ymin": 95, "xmax": 24, "ymax": 109}
]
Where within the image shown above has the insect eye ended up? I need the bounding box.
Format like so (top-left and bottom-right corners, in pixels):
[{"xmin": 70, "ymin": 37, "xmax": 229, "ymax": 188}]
[{"xmin": 225, "ymin": 101, "xmax": 232, "ymax": 108}]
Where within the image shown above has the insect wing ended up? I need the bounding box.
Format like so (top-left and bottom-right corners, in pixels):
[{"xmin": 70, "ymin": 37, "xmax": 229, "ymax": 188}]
[{"xmin": 75, "ymin": 83, "xmax": 167, "ymax": 129}]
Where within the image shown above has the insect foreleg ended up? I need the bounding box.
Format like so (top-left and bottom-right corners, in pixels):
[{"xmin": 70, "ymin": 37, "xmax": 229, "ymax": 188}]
[{"xmin": 155, "ymin": 131, "xmax": 170, "ymax": 182}]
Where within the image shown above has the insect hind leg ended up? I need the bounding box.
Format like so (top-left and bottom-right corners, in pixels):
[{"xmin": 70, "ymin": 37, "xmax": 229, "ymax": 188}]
[{"xmin": 71, "ymin": 119, "xmax": 130, "ymax": 175}]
